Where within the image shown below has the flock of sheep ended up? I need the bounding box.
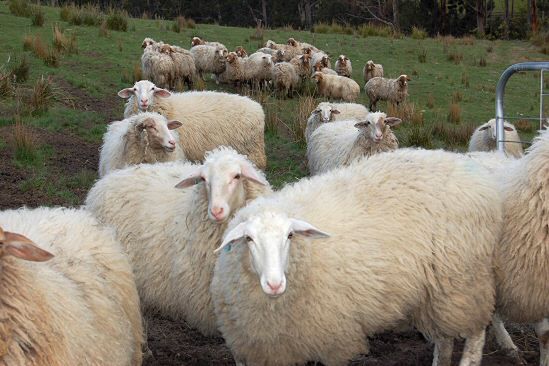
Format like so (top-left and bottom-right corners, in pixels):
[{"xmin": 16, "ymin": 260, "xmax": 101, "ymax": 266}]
[{"xmin": 1, "ymin": 33, "xmax": 547, "ymax": 366}]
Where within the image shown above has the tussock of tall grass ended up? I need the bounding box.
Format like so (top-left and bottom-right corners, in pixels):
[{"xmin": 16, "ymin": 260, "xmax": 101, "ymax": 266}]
[
  {"xmin": 447, "ymin": 49, "xmax": 463, "ymax": 64},
  {"xmin": 313, "ymin": 21, "xmax": 354, "ymax": 35},
  {"xmin": 405, "ymin": 125, "xmax": 433, "ymax": 149},
  {"xmin": 0, "ymin": 67, "xmax": 14, "ymax": 98},
  {"xmin": 172, "ymin": 16, "xmax": 196, "ymax": 32},
  {"xmin": 411, "ymin": 26, "xmax": 427, "ymax": 39},
  {"xmin": 426, "ymin": 93, "xmax": 435, "ymax": 109},
  {"xmin": 433, "ymin": 121, "xmax": 475, "ymax": 147},
  {"xmin": 447, "ymin": 102, "xmax": 461, "ymax": 124},
  {"xmin": 9, "ymin": 0, "xmax": 31, "ymax": 17},
  {"xmin": 23, "ymin": 34, "xmax": 59, "ymax": 67},
  {"xmin": 418, "ymin": 49, "xmax": 427, "ymax": 63},
  {"xmin": 293, "ymin": 96, "xmax": 316, "ymax": 145},
  {"xmin": 60, "ymin": 3, "xmax": 103, "ymax": 26},
  {"xmin": 53, "ymin": 25, "xmax": 78, "ymax": 54},
  {"xmin": 31, "ymin": 7, "xmax": 45, "ymax": 26},
  {"xmin": 106, "ymin": 9, "xmax": 129, "ymax": 32},
  {"xmin": 11, "ymin": 56, "xmax": 29, "ymax": 83},
  {"xmin": 515, "ymin": 119, "xmax": 534, "ymax": 133},
  {"xmin": 13, "ymin": 117, "xmax": 38, "ymax": 164},
  {"xmin": 357, "ymin": 23, "xmax": 394, "ymax": 38},
  {"xmin": 387, "ymin": 102, "xmax": 423, "ymax": 125},
  {"xmin": 30, "ymin": 76, "xmax": 55, "ymax": 114}
]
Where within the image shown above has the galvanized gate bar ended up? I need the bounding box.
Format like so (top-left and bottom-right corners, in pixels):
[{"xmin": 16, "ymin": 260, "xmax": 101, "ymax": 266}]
[{"xmin": 495, "ymin": 62, "xmax": 549, "ymax": 152}]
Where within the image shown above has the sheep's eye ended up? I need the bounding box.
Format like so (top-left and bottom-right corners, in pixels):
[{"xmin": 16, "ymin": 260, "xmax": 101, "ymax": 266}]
[
  {"xmin": 288, "ymin": 233, "xmax": 294, "ymax": 239},
  {"xmin": 245, "ymin": 235, "xmax": 253, "ymax": 242},
  {"xmin": 133, "ymin": 88, "xmax": 137, "ymax": 91},
  {"xmin": 151, "ymin": 87, "xmax": 155, "ymax": 91},
  {"xmin": 234, "ymin": 174, "xmax": 241, "ymax": 180},
  {"xmin": 200, "ymin": 176, "xmax": 206, "ymax": 182}
]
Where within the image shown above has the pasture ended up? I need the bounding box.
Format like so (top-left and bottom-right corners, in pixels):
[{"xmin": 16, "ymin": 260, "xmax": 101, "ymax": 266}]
[{"xmin": 0, "ymin": 1, "xmax": 547, "ymax": 364}]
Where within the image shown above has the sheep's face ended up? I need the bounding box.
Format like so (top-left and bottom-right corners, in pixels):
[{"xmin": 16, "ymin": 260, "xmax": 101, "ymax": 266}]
[
  {"xmin": 215, "ymin": 212, "xmax": 329, "ymax": 297},
  {"xmin": 0, "ymin": 226, "xmax": 53, "ymax": 262},
  {"xmin": 302, "ymin": 47, "xmax": 312, "ymax": 56},
  {"xmin": 191, "ymin": 37, "xmax": 204, "ymax": 47},
  {"xmin": 261, "ymin": 54, "xmax": 273, "ymax": 67},
  {"xmin": 398, "ymin": 75, "xmax": 411, "ymax": 88},
  {"xmin": 313, "ymin": 105, "xmax": 340, "ymax": 123},
  {"xmin": 338, "ymin": 55, "xmax": 348, "ymax": 66},
  {"xmin": 226, "ymin": 52, "xmax": 238, "ymax": 64},
  {"xmin": 235, "ymin": 47, "xmax": 247, "ymax": 58},
  {"xmin": 137, "ymin": 117, "xmax": 181, "ymax": 152},
  {"xmin": 117, "ymin": 80, "xmax": 171, "ymax": 111},
  {"xmin": 366, "ymin": 61, "xmax": 375, "ymax": 71},
  {"xmin": 355, "ymin": 114, "xmax": 401, "ymax": 143},
  {"xmin": 287, "ymin": 38, "xmax": 298, "ymax": 47},
  {"xmin": 142, "ymin": 38, "xmax": 155, "ymax": 49},
  {"xmin": 265, "ymin": 40, "xmax": 276, "ymax": 49},
  {"xmin": 312, "ymin": 72, "xmax": 323, "ymax": 83},
  {"xmin": 175, "ymin": 151, "xmax": 268, "ymax": 223},
  {"xmin": 478, "ymin": 120, "xmax": 515, "ymax": 141},
  {"xmin": 321, "ymin": 56, "xmax": 329, "ymax": 68}
]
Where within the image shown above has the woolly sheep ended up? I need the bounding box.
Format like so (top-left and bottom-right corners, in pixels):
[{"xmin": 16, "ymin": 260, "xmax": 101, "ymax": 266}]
[
  {"xmin": 468, "ymin": 119, "xmax": 524, "ymax": 158},
  {"xmin": 335, "ymin": 54, "xmax": 352, "ymax": 78},
  {"xmin": 245, "ymin": 52, "xmax": 274, "ymax": 88},
  {"xmin": 256, "ymin": 47, "xmax": 277, "ymax": 56},
  {"xmin": 219, "ymin": 52, "xmax": 244, "ymax": 86},
  {"xmin": 305, "ymin": 102, "xmax": 369, "ymax": 143},
  {"xmin": 312, "ymin": 71, "xmax": 360, "ymax": 102},
  {"xmin": 190, "ymin": 45, "xmax": 227, "ymax": 83},
  {"xmin": 310, "ymin": 51, "xmax": 331, "ymax": 73},
  {"xmin": 365, "ymin": 75, "xmax": 410, "ymax": 110},
  {"xmin": 235, "ymin": 46, "xmax": 248, "ymax": 58},
  {"xmin": 86, "ymin": 147, "xmax": 271, "ymax": 336},
  {"xmin": 168, "ymin": 45, "xmax": 196, "ymax": 90},
  {"xmin": 287, "ymin": 37, "xmax": 320, "ymax": 53},
  {"xmin": 289, "ymin": 54, "xmax": 311, "ymax": 79},
  {"xmin": 0, "ymin": 207, "xmax": 143, "ymax": 365},
  {"xmin": 211, "ymin": 148, "xmax": 502, "ymax": 366},
  {"xmin": 493, "ymin": 129, "xmax": 549, "ymax": 366},
  {"xmin": 98, "ymin": 112, "xmax": 184, "ymax": 177},
  {"xmin": 141, "ymin": 41, "xmax": 173, "ymax": 90},
  {"xmin": 312, "ymin": 62, "xmax": 337, "ymax": 75},
  {"xmin": 264, "ymin": 39, "xmax": 301, "ymax": 62},
  {"xmin": 118, "ymin": 80, "xmax": 267, "ymax": 169},
  {"xmin": 363, "ymin": 60, "xmax": 384, "ymax": 83},
  {"xmin": 190, "ymin": 36, "xmax": 228, "ymax": 54},
  {"xmin": 307, "ymin": 112, "xmax": 401, "ymax": 175},
  {"xmin": 272, "ymin": 62, "xmax": 300, "ymax": 98}
]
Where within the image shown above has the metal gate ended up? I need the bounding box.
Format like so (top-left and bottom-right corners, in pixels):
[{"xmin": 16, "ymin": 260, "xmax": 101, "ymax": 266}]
[{"xmin": 495, "ymin": 61, "xmax": 549, "ymax": 152}]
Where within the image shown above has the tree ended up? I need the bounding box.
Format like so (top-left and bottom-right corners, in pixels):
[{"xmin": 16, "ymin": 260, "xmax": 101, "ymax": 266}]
[
  {"xmin": 393, "ymin": 0, "xmax": 399, "ymax": 30},
  {"xmin": 476, "ymin": 0, "xmax": 486, "ymax": 35}
]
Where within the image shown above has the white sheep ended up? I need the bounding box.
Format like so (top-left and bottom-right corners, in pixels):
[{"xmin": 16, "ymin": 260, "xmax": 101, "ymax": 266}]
[
  {"xmin": 98, "ymin": 112, "xmax": 184, "ymax": 177},
  {"xmin": 86, "ymin": 147, "xmax": 271, "ymax": 337},
  {"xmin": 307, "ymin": 112, "xmax": 401, "ymax": 175},
  {"xmin": 312, "ymin": 71, "xmax": 360, "ymax": 102},
  {"xmin": 272, "ymin": 62, "xmax": 300, "ymax": 98},
  {"xmin": 312, "ymin": 62, "xmax": 337, "ymax": 75},
  {"xmin": 310, "ymin": 51, "xmax": 331, "ymax": 73},
  {"xmin": 244, "ymin": 52, "xmax": 274, "ymax": 88},
  {"xmin": 265, "ymin": 40, "xmax": 301, "ymax": 61},
  {"xmin": 0, "ymin": 207, "xmax": 143, "ymax": 365},
  {"xmin": 305, "ymin": 102, "xmax": 369, "ymax": 143},
  {"xmin": 289, "ymin": 54, "xmax": 312, "ymax": 79},
  {"xmin": 168, "ymin": 45, "xmax": 196, "ymax": 90},
  {"xmin": 190, "ymin": 36, "xmax": 228, "ymax": 54},
  {"xmin": 468, "ymin": 119, "xmax": 524, "ymax": 158},
  {"xmin": 234, "ymin": 46, "xmax": 248, "ymax": 58},
  {"xmin": 493, "ymin": 128, "xmax": 549, "ymax": 366},
  {"xmin": 335, "ymin": 54, "xmax": 352, "ymax": 78},
  {"xmin": 365, "ymin": 74, "xmax": 410, "ymax": 110},
  {"xmin": 363, "ymin": 60, "xmax": 384, "ymax": 83},
  {"xmin": 189, "ymin": 44, "xmax": 227, "ymax": 83},
  {"xmin": 141, "ymin": 41, "xmax": 173, "ymax": 90},
  {"xmin": 118, "ymin": 80, "xmax": 267, "ymax": 169},
  {"xmin": 211, "ymin": 147, "xmax": 502, "ymax": 366}
]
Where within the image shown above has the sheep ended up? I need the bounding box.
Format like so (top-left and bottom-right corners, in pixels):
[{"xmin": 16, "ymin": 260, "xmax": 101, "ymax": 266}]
[
  {"xmin": 289, "ymin": 54, "xmax": 311, "ymax": 79},
  {"xmin": 305, "ymin": 102, "xmax": 369, "ymax": 143},
  {"xmin": 168, "ymin": 45, "xmax": 196, "ymax": 90},
  {"xmin": 492, "ymin": 128, "xmax": 549, "ymax": 366},
  {"xmin": 363, "ymin": 60, "xmax": 384, "ymax": 83},
  {"xmin": 264, "ymin": 39, "xmax": 301, "ymax": 62},
  {"xmin": 219, "ymin": 52, "xmax": 244, "ymax": 86},
  {"xmin": 141, "ymin": 41, "xmax": 173, "ymax": 90},
  {"xmin": 190, "ymin": 36, "xmax": 228, "ymax": 54},
  {"xmin": 98, "ymin": 112, "xmax": 184, "ymax": 177},
  {"xmin": 211, "ymin": 147, "xmax": 502, "ymax": 366},
  {"xmin": 307, "ymin": 112, "xmax": 401, "ymax": 175},
  {"xmin": 118, "ymin": 80, "xmax": 267, "ymax": 169},
  {"xmin": 86, "ymin": 147, "xmax": 272, "ymax": 337},
  {"xmin": 244, "ymin": 52, "xmax": 274, "ymax": 88},
  {"xmin": 312, "ymin": 62, "xmax": 337, "ymax": 76},
  {"xmin": 287, "ymin": 37, "xmax": 320, "ymax": 53},
  {"xmin": 468, "ymin": 119, "xmax": 524, "ymax": 158},
  {"xmin": 310, "ymin": 51, "xmax": 331, "ymax": 73},
  {"xmin": 190, "ymin": 45, "xmax": 227, "ymax": 83},
  {"xmin": 256, "ymin": 47, "xmax": 278, "ymax": 56},
  {"xmin": 272, "ymin": 62, "xmax": 300, "ymax": 98},
  {"xmin": 235, "ymin": 46, "xmax": 248, "ymax": 58},
  {"xmin": 312, "ymin": 71, "xmax": 360, "ymax": 102},
  {"xmin": 0, "ymin": 207, "xmax": 143, "ymax": 365},
  {"xmin": 365, "ymin": 74, "xmax": 410, "ymax": 111},
  {"xmin": 335, "ymin": 54, "xmax": 352, "ymax": 78}
]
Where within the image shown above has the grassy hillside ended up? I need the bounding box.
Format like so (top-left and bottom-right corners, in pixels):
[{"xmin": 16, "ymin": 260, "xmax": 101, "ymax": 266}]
[{"xmin": 0, "ymin": 0, "xmax": 547, "ymax": 208}]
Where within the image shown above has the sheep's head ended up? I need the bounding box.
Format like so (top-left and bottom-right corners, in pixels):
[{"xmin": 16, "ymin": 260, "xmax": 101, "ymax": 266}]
[
  {"xmin": 287, "ymin": 38, "xmax": 298, "ymax": 47},
  {"xmin": 226, "ymin": 52, "xmax": 238, "ymax": 64},
  {"xmin": 313, "ymin": 62, "xmax": 323, "ymax": 72},
  {"xmin": 175, "ymin": 147, "xmax": 268, "ymax": 223},
  {"xmin": 273, "ymin": 49, "xmax": 285, "ymax": 63},
  {"xmin": 398, "ymin": 75, "xmax": 411, "ymax": 87},
  {"xmin": 0, "ymin": 226, "xmax": 53, "ymax": 262},
  {"xmin": 215, "ymin": 211, "xmax": 329, "ymax": 297},
  {"xmin": 191, "ymin": 37, "xmax": 205, "ymax": 47},
  {"xmin": 301, "ymin": 54, "xmax": 311, "ymax": 66},
  {"xmin": 118, "ymin": 80, "xmax": 171, "ymax": 112},
  {"xmin": 321, "ymin": 56, "xmax": 329, "ymax": 68},
  {"xmin": 135, "ymin": 113, "xmax": 181, "ymax": 152},
  {"xmin": 265, "ymin": 40, "xmax": 276, "ymax": 49},
  {"xmin": 235, "ymin": 46, "xmax": 248, "ymax": 58},
  {"xmin": 338, "ymin": 55, "xmax": 348, "ymax": 66},
  {"xmin": 261, "ymin": 54, "xmax": 273, "ymax": 67},
  {"xmin": 313, "ymin": 104, "xmax": 340, "ymax": 123},
  {"xmin": 354, "ymin": 112, "xmax": 402, "ymax": 143},
  {"xmin": 159, "ymin": 44, "xmax": 172, "ymax": 54},
  {"xmin": 366, "ymin": 60, "xmax": 375, "ymax": 71},
  {"xmin": 478, "ymin": 119, "xmax": 515, "ymax": 141},
  {"xmin": 302, "ymin": 47, "xmax": 313, "ymax": 56},
  {"xmin": 142, "ymin": 37, "xmax": 155, "ymax": 49},
  {"xmin": 312, "ymin": 72, "xmax": 323, "ymax": 83}
]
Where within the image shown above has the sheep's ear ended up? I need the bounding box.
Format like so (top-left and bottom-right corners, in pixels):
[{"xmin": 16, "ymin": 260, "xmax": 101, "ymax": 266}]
[
  {"xmin": 2, "ymin": 231, "xmax": 54, "ymax": 262},
  {"xmin": 167, "ymin": 120, "xmax": 182, "ymax": 130},
  {"xmin": 478, "ymin": 125, "xmax": 491, "ymax": 131},
  {"xmin": 118, "ymin": 88, "xmax": 135, "ymax": 98},
  {"xmin": 175, "ymin": 167, "xmax": 204, "ymax": 189},
  {"xmin": 385, "ymin": 117, "xmax": 402, "ymax": 127},
  {"xmin": 154, "ymin": 88, "xmax": 171, "ymax": 98},
  {"xmin": 504, "ymin": 126, "xmax": 514, "ymax": 132},
  {"xmin": 214, "ymin": 222, "xmax": 247, "ymax": 253},
  {"xmin": 354, "ymin": 121, "xmax": 370, "ymax": 129},
  {"xmin": 331, "ymin": 109, "xmax": 340, "ymax": 115},
  {"xmin": 241, "ymin": 163, "xmax": 268, "ymax": 186},
  {"xmin": 290, "ymin": 219, "xmax": 330, "ymax": 239}
]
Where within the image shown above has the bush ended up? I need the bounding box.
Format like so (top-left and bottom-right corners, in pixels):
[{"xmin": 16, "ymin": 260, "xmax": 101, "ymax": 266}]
[
  {"xmin": 411, "ymin": 26, "xmax": 427, "ymax": 39},
  {"xmin": 313, "ymin": 21, "xmax": 353, "ymax": 35},
  {"xmin": 447, "ymin": 49, "xmax": 463, "ymax": 64},
  {"xmin": 357, "ymin": 23, "xmax": 393, "ymax": 38},
  {"xmin": 433, "ymin": 122, "xmax": 475, "ymax": 147},
  {"xmin": 447, "ymin": 102, "xmax": 461, "ymax": 124},
  {"xmin": 31, "ymin": 7, "xmax": 45, "ymax": 27},
  {"xmin": 106, "ymin": 9, "xmax": 128, "ymax": 32},
  {"xmin": 30, "ymin": 76, "xmax": 55, "ymax": 114},
  {"xmin": 418, "ymin": 48, "xmax": 427, "ymax": 63},
  {"xmin": 9, "ymin": 0, "xmax": 31, "ymax": 17},
  {"xmin": 0, "ymin": 68, "xmax": 14, "ymax": 98},
  {"xmin": 172, "ymin": 16, "xmax": 195, "ymax": 32},
  {"xmin": 406, "ymin": 125, "xmax": 433, "ymax": 149},
  {"xmin": 11, "ymin": 56, "xmax": 29, "ymax": 83}
]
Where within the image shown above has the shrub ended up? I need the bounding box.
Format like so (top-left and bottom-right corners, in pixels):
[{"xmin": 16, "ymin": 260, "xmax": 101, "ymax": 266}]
[
  {"xmin": 418, "ymin": 48, "xmax": 427, "ymax": 63},
  {"xmin": 11, "ymin": 56, "xmax": 29, "ymax": 83},
  {"xmin": 433, "ymin": 122, "xmax": 475, "ymax": 147},
  {"xmin": 357, "ymin": 23, "xmax": 393, "ymax": 38},
  {"xmin": 31, "ymin": 7, "xmax": 45, "ymax": 27},
  {"xmin": 9, "ymin": 0, "xmax": 31, "ymax": 17},
  {"xmin": 411, "ymin": 26, "xmax": 427, "ymax": 39},
  {"xmin": 30, "ymin": 76, "xmax": 55, "ymax": 114},
  {"xmin": 447, "ymin": 102, "xmax": 461, "ymax": 124},
  {"xmin": 106, "ymin": 9, "xmax": 128, "ymax": 32},
  {"xmin": 447, "ymin": 49, "xmax": 463, "ymax": 64},
  {"xmin": 406, "ymin": 125, "xmax": 433, "ymax": 149}
]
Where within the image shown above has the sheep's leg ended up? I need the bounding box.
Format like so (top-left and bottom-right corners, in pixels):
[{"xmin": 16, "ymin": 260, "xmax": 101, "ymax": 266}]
[
  {"xmin": 491, "ymin": 314, "xmax": 525, "ymax": 364},
  {"xmin": 458, "ymin": 329, "xmax": 485, "ymax": 366},
  {"xmin": 536, "ymin": 318, "xmax": 549, "ymax": 366},
  {"xmin": 432, "ymin": 337, "xmax": 453, "ymax": 366}
]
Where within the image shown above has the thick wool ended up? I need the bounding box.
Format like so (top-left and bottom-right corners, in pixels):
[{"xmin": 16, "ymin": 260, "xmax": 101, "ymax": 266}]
[
  {"xmin": 123, "ymin": 90, "xmax": 266, "ymax": 169},
  {"xmin": 335, "ymin": 55, "xmax": 352, "ymax": 78},
  {"xmin": 305, "ymin": 102, "xmax": 369, "ymax": 143},
  {"xmin": 307, "ymin": 113, "xmax": 399, "ymax": 175},
  {"xmin": 0, "ymin": 207, "xmax": 143, "ymax": 366},
  {"xmin": 272, "ymin": 62, "xmax": 300, "ymax": 97},
  {"xmin": 313, "ymin": 72, "xmax": 360, "ymax": 102},
  {"xmin": 211, "ymin": 148, "xmax": 501, "ymax": 366},
  {"xmin": 363, "ymin": 60, "xmax": 384, "ymax": 83},
  {"xmin": 468, "ymin": 119, "xmax": 524, "ymax": 158},
  {"xmin": 365, "ymin": 75, "xmax": 409, "ymax": 110},
  {"xmin": 310, "ymin": 51, "xmax": 331, "ymax": 72},
  {"xmin": 141, "ymin": 44, "xmax": 173, "ymax": 89},
  {"xmin": 190, "ymin": 45, "xmax": 226, "ymax": 80},
  {"xmin": 86, "ymin": 148, "xmax": 272, "ymax": 336},
  {"xmin": 289, "ymin": 55, "xmax": 311, "ymax": 79},
  {"xmin": 169, "ymin": 45, "xmax": 196, "ymax": 89},
  {"xmin": 98, "ymin": 112, "xmax": 185, "ymax": 177}
]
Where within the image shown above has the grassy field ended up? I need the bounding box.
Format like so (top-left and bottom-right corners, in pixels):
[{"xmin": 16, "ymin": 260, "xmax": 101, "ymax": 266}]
[{"xmin": 0, "ymin": 0, "xmax": 548, "ymax": 207}]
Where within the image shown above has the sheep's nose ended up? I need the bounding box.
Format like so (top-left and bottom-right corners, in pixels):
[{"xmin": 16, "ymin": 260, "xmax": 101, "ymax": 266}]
[
  {"xmin": 267, "ymin": 281, "xmax": 282, "ymax": 293},
  {"xmin": 211, "ymin": 207, "xmax": 224, "ymax": 220},
  {"xmin": 168, "ymin": 140, "xmax": 175, "ymax": 146}
]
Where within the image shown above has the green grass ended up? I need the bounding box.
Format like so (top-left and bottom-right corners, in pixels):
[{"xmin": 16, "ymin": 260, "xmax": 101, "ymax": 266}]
[{"xmin": 0, "ymin": 0, "xmax": 548, "ymax": 207}]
